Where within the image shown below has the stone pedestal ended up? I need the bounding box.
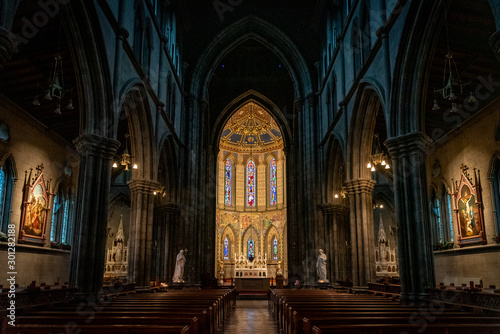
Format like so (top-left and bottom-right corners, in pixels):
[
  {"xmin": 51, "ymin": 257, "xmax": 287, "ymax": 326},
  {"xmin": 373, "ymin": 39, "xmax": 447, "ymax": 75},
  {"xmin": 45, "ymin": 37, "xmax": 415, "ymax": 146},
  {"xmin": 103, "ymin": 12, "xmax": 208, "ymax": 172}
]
[
  {"xmin": 70, "ymin": 134, "xmax": 120, "ymax": 295},
  {"xmin": 386, "ymin": 133, "xmax": 435, "ymax": 303}
]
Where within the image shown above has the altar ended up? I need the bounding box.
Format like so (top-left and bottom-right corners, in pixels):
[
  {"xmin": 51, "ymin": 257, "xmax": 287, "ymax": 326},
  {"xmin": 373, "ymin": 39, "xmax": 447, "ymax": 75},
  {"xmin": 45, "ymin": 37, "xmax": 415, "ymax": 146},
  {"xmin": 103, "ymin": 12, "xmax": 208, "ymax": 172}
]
[
  {"xmin": 235, "ymin": 277, "xmax": 270, "ymax": 291},
  {"xmin": 234, "ymin": 255, "xmax": 268, "ymax": 278}
]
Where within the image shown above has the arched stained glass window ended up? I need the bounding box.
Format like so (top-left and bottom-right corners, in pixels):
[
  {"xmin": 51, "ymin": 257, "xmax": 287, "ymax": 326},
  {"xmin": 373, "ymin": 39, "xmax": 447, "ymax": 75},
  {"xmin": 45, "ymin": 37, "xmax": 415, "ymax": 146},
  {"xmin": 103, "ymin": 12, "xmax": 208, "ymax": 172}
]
[
  {"xmin": 61, "ymin": 199, "xmax": 69, "ymax": 244},
  {"xmin": 272, "ymin": 236, "xmax": 278, "ymax": 260},
  {"xmin": 0, "ymin": 159, "xmax": 15, "ymax": 235},
  {"xmin": 247, "ymin": 160, "xmax": 256, "ymax": 207},
  {"xmin": 224, "ymin": 159, "xmax": 232, "ymax": 206},
  {"xmin": 248, "ymin": 237, "xmax": 255, "ymax": 260},
  {"xmin": 224, "ymin": 236, "xmax": 229, "ymax": 260},
  {"xmin": 50, "ymin": 194, "xmax": 59, "ymax": 242},
  {"xmin": 270, "ymin": 158, "xmax": 277, "ymax": 206}
]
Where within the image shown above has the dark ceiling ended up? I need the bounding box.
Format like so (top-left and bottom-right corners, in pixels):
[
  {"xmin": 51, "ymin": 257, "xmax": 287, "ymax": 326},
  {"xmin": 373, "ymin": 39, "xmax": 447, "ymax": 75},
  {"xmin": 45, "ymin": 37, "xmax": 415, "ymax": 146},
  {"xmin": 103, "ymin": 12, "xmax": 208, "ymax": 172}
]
[
  {"xmin": 175, "ymin": 0, "xmax": 323, "ymax": 71},
  {"xmin": 425, "ymin": 0, "xmax": 499, "ymax": 141},
  {"xmin": 0, "ymin": 1, "xmax": 79, "ymax": 144}
]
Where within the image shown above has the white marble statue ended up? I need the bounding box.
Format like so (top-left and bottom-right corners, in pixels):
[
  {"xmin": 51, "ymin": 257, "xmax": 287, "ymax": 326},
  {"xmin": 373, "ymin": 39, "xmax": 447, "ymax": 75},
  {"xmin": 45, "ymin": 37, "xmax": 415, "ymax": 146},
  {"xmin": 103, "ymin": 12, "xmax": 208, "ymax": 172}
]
[
  {"xmin": 172, "ymin": 249, "xmax": 186, "ymax": 283},
  {"xmin": 316, "ymin": 249, "xmax": 329, "ymax": 283}
]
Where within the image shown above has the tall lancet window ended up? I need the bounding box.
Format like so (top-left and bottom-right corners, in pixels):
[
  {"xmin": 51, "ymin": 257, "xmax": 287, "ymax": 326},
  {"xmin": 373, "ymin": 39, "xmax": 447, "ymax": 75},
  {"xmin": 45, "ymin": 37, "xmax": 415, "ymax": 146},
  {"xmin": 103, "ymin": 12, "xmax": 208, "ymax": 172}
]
[
  {"xmin": 247, "ymin": 160, "xmax": 256, "ymax": 207},
  {"xmin": 248, "ymin": 236, "xmax": 255, "ymax": 260},
  {"xmin": 224, "ymin": 236, "xmax": 229, "ymax": 260},
  {"xmin": 224, "ymin": 159, "xmax": 232, "ymax": 206},
  {"xmin": 272, "ymin": 236, "xmax": 278, "ymax": 260},
  {"xmin": 270, "ymin": 158, "xmax": 277, "ymax": 206}
]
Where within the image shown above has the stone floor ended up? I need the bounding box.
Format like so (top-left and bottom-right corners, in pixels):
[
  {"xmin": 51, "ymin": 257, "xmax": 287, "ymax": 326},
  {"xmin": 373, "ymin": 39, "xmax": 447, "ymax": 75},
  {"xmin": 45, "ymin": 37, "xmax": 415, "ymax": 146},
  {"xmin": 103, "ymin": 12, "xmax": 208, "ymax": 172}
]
[{"xmin": 223, "ymin": 300, "xmax": 279, "ymax": 333}]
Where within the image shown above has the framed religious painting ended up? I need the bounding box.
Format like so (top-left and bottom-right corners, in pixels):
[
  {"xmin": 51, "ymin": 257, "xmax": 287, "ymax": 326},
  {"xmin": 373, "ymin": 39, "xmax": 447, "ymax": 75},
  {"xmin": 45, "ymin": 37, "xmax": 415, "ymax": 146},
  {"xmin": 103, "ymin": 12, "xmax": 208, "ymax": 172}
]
[
  {"xmin": 18, "ymin": 164, "xmax": 52, "ymax": 245},
  {"xmin": 452, "ymin": 164, "xmax": 486, "ymax": 247}
]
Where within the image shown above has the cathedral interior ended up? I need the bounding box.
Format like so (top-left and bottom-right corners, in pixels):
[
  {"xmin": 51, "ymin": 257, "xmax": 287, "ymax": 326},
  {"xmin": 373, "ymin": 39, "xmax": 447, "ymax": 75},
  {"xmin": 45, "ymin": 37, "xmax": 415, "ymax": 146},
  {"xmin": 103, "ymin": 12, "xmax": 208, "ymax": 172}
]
[{"xmin": 1, "ymin": 0, "xmax": 500, "ymax": 318}]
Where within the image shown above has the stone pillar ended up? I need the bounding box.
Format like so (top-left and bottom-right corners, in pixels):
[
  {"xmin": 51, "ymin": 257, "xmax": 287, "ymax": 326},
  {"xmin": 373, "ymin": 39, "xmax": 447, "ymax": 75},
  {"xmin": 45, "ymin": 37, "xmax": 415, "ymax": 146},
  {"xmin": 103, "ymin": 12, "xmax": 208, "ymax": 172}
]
[
  {"xmin": 70, "ymin": 134, "xmax": 120, "ymax": 295},
  {"xmin": 128, "ymin": 179, "xmax": 158, "ymax": 288},
  {"xmin": 345, "ymin": 178, "xmax": 376, "ymax": 288},
  {"xmin": 153, "ymin": 203, "xmax": 181, "ymax": 282},
  {"xmin": 385, "ymin": 132, "xmax": 435, "ymax": 303},
  {"xmin": 321, "ymin": 203, "xmax": 350, "ymax": 283},
  {"xmin": 489, "ymin": 31, "xmax": 500, "ymax": 62}
]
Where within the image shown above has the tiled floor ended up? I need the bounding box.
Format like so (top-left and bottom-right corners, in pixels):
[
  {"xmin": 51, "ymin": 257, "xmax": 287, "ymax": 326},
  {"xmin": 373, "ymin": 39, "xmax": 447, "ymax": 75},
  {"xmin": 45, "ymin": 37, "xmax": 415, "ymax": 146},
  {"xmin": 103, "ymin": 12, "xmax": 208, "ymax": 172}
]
[{"xmin": 223, "ymin": 300, "xmax": 279, "ymax": 333}]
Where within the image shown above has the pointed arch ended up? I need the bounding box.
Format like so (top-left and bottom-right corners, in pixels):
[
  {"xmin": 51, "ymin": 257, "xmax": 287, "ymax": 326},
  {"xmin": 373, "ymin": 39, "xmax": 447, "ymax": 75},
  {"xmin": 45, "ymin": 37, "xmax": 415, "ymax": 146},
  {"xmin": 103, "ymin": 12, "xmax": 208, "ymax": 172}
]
[
  {"xmin": 221, "ymin": 224, "xmax": 237, "ymax": 262},
  {"xmin": 325, "ymin": 134, "xmax": 346, "ymax": 203},
  {"xmin": 212, "ymin": 90, "xmax": 292, "ymax": 151},
  {"xmin": 190, "ymin": 15, "xmax": 313, "ymax": 100},
  {"xmin": 347, "ymin": 86, "xmax": 385, "ymax": 180},
  {"xmin": 118, "ymin": 83, "xmax": 157, "ymax": 181}
]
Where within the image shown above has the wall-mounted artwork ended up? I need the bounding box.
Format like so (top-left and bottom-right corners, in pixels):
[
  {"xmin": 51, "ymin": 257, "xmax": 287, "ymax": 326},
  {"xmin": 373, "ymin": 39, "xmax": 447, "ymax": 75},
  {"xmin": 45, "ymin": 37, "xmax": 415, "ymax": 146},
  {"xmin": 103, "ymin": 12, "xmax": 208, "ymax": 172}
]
[
  {"xmin": 452, "ymin": 164, "xmax": 486, "ymax": 247},
  {"xmin": 18, "ymin": 164, "xmax": 52, "ymax": 245}
]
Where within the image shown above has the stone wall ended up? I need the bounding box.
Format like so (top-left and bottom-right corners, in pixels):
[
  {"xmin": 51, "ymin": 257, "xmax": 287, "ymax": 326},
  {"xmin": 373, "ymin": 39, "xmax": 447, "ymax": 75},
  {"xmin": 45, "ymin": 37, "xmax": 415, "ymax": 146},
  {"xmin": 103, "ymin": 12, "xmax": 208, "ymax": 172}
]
[
  {"xmin": 428, "ymin": 100, "xmax": 500, "ymax": 287},
  {"xmin": 0, "ymin": 96, "xmax": 78, "ymax": 288}
]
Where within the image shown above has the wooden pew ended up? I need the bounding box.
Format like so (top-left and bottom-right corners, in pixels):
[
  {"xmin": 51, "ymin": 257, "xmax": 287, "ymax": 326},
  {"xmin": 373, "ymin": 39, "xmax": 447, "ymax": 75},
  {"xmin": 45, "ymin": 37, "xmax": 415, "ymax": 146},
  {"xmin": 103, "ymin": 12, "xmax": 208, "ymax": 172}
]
[{"xmin": 3, "ymin": 288, "xmax": 236, "ymax": 334}]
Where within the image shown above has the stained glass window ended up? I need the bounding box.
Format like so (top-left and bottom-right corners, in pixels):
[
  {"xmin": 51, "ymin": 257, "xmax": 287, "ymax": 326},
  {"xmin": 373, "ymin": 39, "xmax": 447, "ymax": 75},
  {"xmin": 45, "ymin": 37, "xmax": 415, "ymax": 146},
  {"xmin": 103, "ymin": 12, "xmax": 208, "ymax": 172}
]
[
  {"xmin": 224, "ymin": 159, "xmax": 232, "ymax": 206},
  {"xmin": 61, "ymin": 199, "xmax": 69, "ymax": 244},
  {"xmin": 447, "ymin": 194, "xmax": 454, "ymax": 241},
  {"xmin": 50, "ymin": 194, "xmax": 59, "ymax": 242},
  {"xmin": 247, "ymin": 160, "xmax": 256, "ymax": 207},
  {"xmin": 0, "ymin": 160, "xmax": 14, "ymax": 234},
  {"xmin": 272, "ymin": 237, "xmax": 278, "ymax": 260},
  {"xmin": 248, "ymin": 237, "xmax": 255, "ymax": 260},
  {"xmin": 0, "ymin": 168, "xmax": 5, "ymax": 218},
  {"xmin": 270, "ymin": 158, "xmax": 277, "ymax": 206},
  {"xmin": 224, "ymin": 236, "xmax": 229, "ymax": 260}
]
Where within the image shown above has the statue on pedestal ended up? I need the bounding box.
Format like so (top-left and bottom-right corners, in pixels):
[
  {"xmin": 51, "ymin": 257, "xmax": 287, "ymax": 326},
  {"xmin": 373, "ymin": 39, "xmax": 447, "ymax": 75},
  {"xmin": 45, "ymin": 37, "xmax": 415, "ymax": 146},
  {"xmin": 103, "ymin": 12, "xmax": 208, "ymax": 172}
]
[
  {"xmin": 316, "ymin": 249, "xmax": 329, "ymax": 283},
  {"xmin": 172, "ymin": 249, "xmax": 186, "ymax": 283}
]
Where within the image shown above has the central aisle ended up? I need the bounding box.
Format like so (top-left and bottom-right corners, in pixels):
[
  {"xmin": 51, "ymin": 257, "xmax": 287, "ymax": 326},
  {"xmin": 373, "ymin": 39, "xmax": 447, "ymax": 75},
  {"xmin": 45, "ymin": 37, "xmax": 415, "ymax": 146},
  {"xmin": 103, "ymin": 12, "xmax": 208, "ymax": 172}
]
[{"xmin": 223, "ymin": 300, "xmax": 279, "ymax": 333}]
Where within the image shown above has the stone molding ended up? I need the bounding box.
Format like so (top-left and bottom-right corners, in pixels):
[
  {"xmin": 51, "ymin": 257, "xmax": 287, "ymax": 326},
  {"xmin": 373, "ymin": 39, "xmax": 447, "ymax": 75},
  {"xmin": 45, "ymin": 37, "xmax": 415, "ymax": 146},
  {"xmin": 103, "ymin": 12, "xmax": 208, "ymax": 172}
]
[
  {"xmin": 0, "ymin": 28, "xmax": 17, "ymax": 70},
  {"xmin": 128, "ymin": 179, "xmax": 159, "ymax": 194},
  {"xmin": 73, "ymin": 133, "xmax": 120, "ymax": 159},
  {"xmin": 489, "ymin": 30, "xmax": 500, "ymax": 62},
  {"xmin": 385, "ymin": 132, "xmax": 430, "ymax": 158},
  {"xmin": 155, "ymin": 203, "xmax": 181, "ymax": 214},
  {"xmin": 344, "ymin": 178, "xmax": 376, "ymax": 195},
  {"xmin": 320, "ymin": 203, "xmax": 349, "ymax": 215}
]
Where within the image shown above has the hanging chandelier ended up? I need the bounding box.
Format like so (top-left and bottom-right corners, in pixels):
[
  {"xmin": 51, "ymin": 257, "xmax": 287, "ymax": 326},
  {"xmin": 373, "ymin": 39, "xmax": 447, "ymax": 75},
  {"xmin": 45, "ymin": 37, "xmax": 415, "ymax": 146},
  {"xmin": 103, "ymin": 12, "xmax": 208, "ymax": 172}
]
[
  {"xmin": 431, "ymin": 4, "xmax": 476, "ymax": 112},
  {"xmin": 112, "ymin": 134, "xmax": 138, "ymax": 171},
  {"xmin": 32, "ymin": 55, "xmax": 75, "ymax": 114},
  {"xmin": 366, "ymin": 133, "xmax": 390, "ymax": 172}
]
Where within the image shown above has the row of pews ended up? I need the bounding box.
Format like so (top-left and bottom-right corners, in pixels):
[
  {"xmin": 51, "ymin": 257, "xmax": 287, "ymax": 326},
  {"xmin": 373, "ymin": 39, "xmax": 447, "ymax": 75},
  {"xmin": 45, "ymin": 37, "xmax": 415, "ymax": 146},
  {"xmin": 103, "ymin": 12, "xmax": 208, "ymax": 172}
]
[
  {"xmin": 269, "ymin": 289, "xmax": 500, "ymax": 334},
  {"xmin": 2, "ymin": 288, "xmax": 236, "ymax": 334}
]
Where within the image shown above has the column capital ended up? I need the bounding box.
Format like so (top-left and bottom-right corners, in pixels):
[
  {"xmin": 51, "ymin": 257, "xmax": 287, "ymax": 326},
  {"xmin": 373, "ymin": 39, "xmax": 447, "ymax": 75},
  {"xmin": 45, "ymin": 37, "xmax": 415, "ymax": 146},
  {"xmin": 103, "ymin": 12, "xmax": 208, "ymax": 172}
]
[
  {"xmin": 384, "ymin": 132, "xmax": 431, "ymax": 158},
  {"xmin": 128, "ymin": 179, "xmax": 159, "ymax": 195},
  {"xmin": 345, "ymin": 178, "xmax": 376, "ymax": 195},
  {"xmin": 0, "ymin": 28, "xmax": 17, "ymax": 70},
  {"xmin": 73, "ymin": 133, "xmax": 120, "ymax": 160},
  {"xmin": 321, "ymin": 203, "xmax": 349, "ymax": 215},
  {"xmin": 155, "ymin": 203, "xmax": 181, "ymax": 214},
  {"xmin": 489, "ymin": 30, "xmax": 500, "ymax": 61},
  {"xmin": 294, "ymin": 98, "xmax": 305, "ymax": 112}
]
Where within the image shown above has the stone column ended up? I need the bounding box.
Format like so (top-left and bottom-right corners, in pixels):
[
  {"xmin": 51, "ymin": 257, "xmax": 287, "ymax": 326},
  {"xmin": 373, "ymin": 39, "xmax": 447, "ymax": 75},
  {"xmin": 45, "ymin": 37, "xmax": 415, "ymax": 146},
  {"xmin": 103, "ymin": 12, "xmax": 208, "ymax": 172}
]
[
  {"xmin": 321, "ymin": 203, "xmax": 350, "ymax": 283},
  {"xmin": 153, "ymin": 203, "xmax": 181, "ymax": 282},
  {"xmin": 385, "ymin": 132, "xmax": 435, "ymax": 303},
  {"xmin": 70, "ymin": 134, "xmax": 120, "ymax": 295},
  {"xmin": 128, "ymin": 179, "xmax": 158, "ymax": 288},
  {"xmin": 345, "ymin": 178, "xmax": 376, "ymax": 288},
  {"xmin": 489, "ymin": 31, "xmax": 500, "ymax": 62}
]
